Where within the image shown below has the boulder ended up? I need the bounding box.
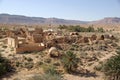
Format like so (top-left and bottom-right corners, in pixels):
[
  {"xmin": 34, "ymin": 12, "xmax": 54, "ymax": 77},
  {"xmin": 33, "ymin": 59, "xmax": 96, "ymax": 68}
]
[{"xmin": 48, "ymin": 47, "xmax": 60, "ymax": 58}]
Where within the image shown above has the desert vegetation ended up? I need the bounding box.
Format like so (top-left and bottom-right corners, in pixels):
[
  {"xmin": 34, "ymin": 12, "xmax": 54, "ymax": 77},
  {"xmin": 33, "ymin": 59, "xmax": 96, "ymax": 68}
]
[
  {"xmin": 0, "ymin": 24, "xmax": 120, "ymax": 80},
  {"xmin": 58, "ymin": 25, "xmax": 105, "ymax": 32},
  {"xmin": 0, "ymin": 54, "xmax": 14, "ymax": 77},
  {"xmin": 61, "ymin": 51, "xmax": 79, "ymax": 73},
  {"xmin": 94, "ymin": 49, "xmax": 120, "ymax": 80}
]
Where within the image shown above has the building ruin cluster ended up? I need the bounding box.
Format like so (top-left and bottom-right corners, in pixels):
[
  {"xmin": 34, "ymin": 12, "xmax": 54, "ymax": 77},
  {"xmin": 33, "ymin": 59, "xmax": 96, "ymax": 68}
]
[{"xmin": 0, "ymin": 27, "xmax": 116, "ymax": 54}]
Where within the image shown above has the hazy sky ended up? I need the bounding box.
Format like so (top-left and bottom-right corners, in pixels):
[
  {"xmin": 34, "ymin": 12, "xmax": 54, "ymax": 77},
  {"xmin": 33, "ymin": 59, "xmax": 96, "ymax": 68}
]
[{"xmin": 0, "ymin": 0, "xmax": 120, "ymax": 21}]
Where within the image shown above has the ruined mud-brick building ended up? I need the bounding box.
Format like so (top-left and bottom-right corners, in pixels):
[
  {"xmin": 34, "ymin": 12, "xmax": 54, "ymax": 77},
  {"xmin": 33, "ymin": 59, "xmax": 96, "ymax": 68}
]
[
  {"xmin": 6, "ymin": 27, "xmax": 46, "ymax": 53},
  {"xmin": 5, "ymin": 27, "xmax": 68, "ymax": 53},
  {"xmin": 7, "ymin": 37, "xmax": 45, "ymax": 54},
  {"xmin": 4, "ymin": 26, "xmax": 116, "ymax": 54}
]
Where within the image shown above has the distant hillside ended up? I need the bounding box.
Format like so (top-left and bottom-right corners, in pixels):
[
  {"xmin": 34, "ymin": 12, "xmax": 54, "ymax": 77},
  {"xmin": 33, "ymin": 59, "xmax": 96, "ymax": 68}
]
[
  {"xmin": 0, "ymin": 14, "xmax": 120, "ymax": 25},
  {"xmin": 91, "ymin": 17, "xmax": 120, "ymax": 24},
  {"xmin": 0, "ymin": 14, "xmax": 87, "ymax": 25}
]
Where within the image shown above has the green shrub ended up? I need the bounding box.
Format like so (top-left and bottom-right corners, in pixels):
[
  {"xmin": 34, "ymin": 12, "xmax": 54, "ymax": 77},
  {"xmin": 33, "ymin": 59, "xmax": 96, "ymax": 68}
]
[
  {"xmin": 0, "ymin": 63, "xmax": 7, "ymax": 75},
  {"xmin": 24, "ymin": 62, "xmax": 34, "ymax": 69},
  {"xmin": 72, "ymin": 44, "xmax": 79, "ymax": 48},
  {"xmin": 61, "ymin": 51, "xmax": 79, "ymax": 73},
  {"xmin": 58, "ymin": 25, "xmax": 67, "ymax": 29},
  {"xmin": 87, "ymin": 26, "xmax": 95, "ymax": 32},
  {"xmin": 102, "ymin": 54, "xmax": 120, "ymax": 80},
  {"xmin": 117, "ymin": 46, "xmax": 120, "ymax": 50},
  {"xmin": 37, "ymin": 61, "xmax": 43, "ymax": 66},
  {"xmin": 70, "ymin": 47, "xmax": 75, "ymax": 51},
  {"xmin": 15, "ymin": 61, "xmax": 21, "ymax": 67},
  {"xmin": 116, "ymin": 50, "xmax": 120, "ymax": 55},
  {"xmin": 0, "ymin": 54, "xmax": 13, "ymax": 76},
  {"xmin": 58, "ymin": 25, "xmax": 96, "ymax": 32},
  {"xmin": 97, "ymin": 27, "xmax": 105, "ymax": 32},
  {"xmin": 2, "ymin": 45, "xmax": 7, "ymax": 48},
  {"xmin": 42, "ymin": 64, "xmax": 58, "ymax": 74},
  {"xmin": 39, "ymin": 64, "xmax": 63, "ymax": 80},
  {"xmin": 27, "ymin": 57, "xmax": 33, "ymax": 62},
  {"xmin": 94, "ymin": 64, "xmax": 103, "ymax": 71},
  {"xmin": 44, "ymin": 58, "xmax": 51, "ymax": 63}
]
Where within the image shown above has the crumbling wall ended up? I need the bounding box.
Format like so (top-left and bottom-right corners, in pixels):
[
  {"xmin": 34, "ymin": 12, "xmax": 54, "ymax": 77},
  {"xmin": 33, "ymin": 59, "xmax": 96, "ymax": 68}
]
[
  {"xmin": 16, "ymin": 43, "xmax": 45, "ymax": 53},
  {"xmin": 7, "ymin": 37, "xmax": 18, "ymax": 48},
  {"xmin": 32, "ymin": 34, "xmax": 43, "ymax": 43}
]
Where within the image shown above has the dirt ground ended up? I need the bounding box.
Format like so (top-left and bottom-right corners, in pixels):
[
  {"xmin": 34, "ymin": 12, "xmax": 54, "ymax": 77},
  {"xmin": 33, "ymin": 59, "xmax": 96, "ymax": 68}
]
[{"xmin": 0, "ymin": 29, "xmax": 120, "ymax": 80}]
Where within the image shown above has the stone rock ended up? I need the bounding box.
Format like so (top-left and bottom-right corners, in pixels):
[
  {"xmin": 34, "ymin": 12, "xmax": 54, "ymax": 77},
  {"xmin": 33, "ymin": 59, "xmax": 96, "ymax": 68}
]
[{"xmin": 48, "ymin": 47, "xmax": 60, "ymax": 58}]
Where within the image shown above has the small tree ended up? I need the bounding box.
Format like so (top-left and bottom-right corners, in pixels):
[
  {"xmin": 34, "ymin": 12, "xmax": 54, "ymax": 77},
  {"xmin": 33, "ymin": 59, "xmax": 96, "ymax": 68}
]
[
  {"xmin": 97, "ymin": 27, "xmax": 105, "ymax": 32},
  {"xmin": 102, "ymin": 54, "xmax": 120, "ymax": 80},
  {"xmin": 61, "ymin": 51, "xmax": 79, "ymax": 73},
  {"xmin": 0, "ymin": 54, "xmax": 13, "ymax": 76},
  {"xmin": 58, "ymin": 25, "xmax": 67, "ymax": 30},
  {"xmin": 87, "ymin": 26, "xmax": 95, "ymax": 32}
]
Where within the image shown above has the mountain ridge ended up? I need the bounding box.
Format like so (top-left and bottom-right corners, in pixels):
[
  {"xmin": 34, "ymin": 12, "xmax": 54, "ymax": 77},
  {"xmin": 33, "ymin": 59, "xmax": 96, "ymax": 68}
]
[
  {"xmin": 0, "ymin": 13, "xmax": 87, "ymax": 25},
  {"xmin": 0, "ymin": 13, "xmax": 120, "ymax": 25},
  {"xmin": 91, "ymin": 17, "xmax": 120, "ymax": 24}
]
